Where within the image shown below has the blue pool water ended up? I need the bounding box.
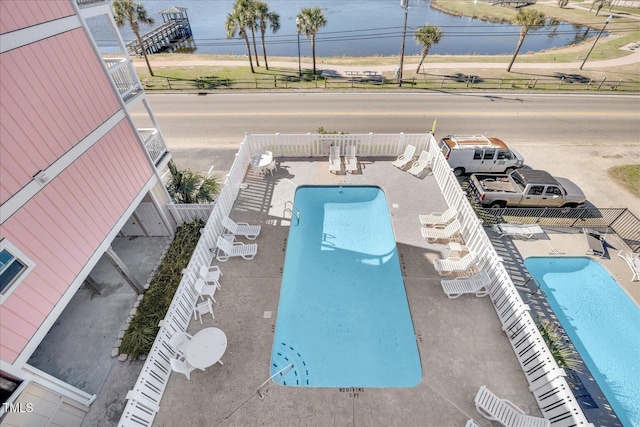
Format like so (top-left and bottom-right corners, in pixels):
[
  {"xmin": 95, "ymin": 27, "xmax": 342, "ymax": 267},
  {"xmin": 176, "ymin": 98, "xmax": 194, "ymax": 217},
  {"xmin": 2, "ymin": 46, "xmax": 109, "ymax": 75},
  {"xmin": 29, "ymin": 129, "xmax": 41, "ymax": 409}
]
[
  {"xmin": 525, "ymin": 257, "xmax": 640, "ymax": 427},
  {"xmin": 271, "ymin": 186, "xmax": 421, "ymax": 387}
]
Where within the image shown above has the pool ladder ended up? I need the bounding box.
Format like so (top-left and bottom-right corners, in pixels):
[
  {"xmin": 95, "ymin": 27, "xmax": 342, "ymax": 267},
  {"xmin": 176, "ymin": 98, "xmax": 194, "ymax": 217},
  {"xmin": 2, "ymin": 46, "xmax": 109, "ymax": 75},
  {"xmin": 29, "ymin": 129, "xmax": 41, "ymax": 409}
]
[{"xmin": 283, "ymin": 201, "xmax": 300, "ymax": 225}]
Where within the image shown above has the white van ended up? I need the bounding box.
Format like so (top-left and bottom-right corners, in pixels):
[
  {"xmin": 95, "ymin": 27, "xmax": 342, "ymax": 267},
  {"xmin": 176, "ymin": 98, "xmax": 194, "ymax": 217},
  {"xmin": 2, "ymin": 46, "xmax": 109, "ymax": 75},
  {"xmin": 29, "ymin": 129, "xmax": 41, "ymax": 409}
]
[{"xmin": 438, "ymin": 134, "xmax": 524, "ymax": 176}]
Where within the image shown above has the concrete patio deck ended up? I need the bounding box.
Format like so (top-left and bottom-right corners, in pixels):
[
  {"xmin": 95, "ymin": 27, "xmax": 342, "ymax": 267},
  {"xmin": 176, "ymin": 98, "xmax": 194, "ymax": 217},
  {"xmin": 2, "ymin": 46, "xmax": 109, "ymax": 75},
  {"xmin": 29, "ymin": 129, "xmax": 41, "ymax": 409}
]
[
  {"xmin": 152, "ymin": 158, "xmax": 543, "ymax": 427},
  {"xmin": 73, "ymin": 155, "xmax": 640, "ymax": 427}
]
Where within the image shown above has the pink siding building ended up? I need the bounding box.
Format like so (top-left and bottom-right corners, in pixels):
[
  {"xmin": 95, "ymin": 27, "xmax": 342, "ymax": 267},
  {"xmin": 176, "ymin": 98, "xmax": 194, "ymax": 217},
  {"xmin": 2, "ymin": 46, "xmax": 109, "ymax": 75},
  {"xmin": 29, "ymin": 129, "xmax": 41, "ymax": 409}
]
[{"xmin": 0, "ymin": 0, "xmax": 175, "ymax": 423}]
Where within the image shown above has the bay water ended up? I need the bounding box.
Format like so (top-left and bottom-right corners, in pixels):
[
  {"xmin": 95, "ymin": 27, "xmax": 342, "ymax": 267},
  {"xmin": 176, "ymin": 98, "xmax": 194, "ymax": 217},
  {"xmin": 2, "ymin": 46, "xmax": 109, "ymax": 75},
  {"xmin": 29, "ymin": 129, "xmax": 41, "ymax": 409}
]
[{"xmin": 94, "ymin": 0, "xmax": 590, "ymax": 56}]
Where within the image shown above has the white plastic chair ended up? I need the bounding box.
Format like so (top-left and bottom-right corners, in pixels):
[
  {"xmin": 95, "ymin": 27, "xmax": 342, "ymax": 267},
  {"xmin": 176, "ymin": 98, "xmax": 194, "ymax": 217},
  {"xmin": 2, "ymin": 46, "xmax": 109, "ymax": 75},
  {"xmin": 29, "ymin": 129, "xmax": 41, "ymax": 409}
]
[
  {"xmin": 493, "ymin": 223, "xmax": 544, "ymax": 239},
  {"xmin": 194, "ymin": 277, "xmax": 218, "ymax": 302},
  {"xmin": 617, "ymin": 250, "xmax": 640, "ymax": 281},
  {"xmin": 265, "ymin": 160, "xmax": 278, "ymax": 175},
  {"xmin": 433, "ymin": 252, "xmax": 479, "ymax": 276},
  {"xmin": 216, "ymin": 235, "xmax": 258, "ymax": 262},
  {"xmin": 391, "ymin": 144, "xmax": 416, "ymax": 169},
  {"xmin": 419, "ymin": 207, "xmax": 457, "ymax": 228},
  {"xmin": 345, "ymin": 145, "xmax": 358, "ymax": 173},
  {"xmin": 329, "ymin": 145, "xmax": 342, "ymax": 173},
  {"xmin": 193, "ymin": 299, "xmax": 214, "ymax": 324},
  {"xmin": 474, "ymin": 385, "xmax": 550, "ymax": 427},
  {"xmin": 440, "ymin": 270, "xmax": 491, "ymax": 298},
  {"xmin": 168, "ymin": 331, "xmax": 192, "ymax": 358},
  {"xmin": 199, "ymin": 265, "xmax": 222, "ymax": 289},
  {"xmin": 170, "ymin": 358, "xmax": 197, "ymax": 380},
  {"xmin": 421, "ymin": 219, "xmax": 461, "ymax": 243},
  {"xmin": 222, "ymin": 216, "xmax": 261, "ymax": 240},
  {"xmin": 407, "ymin": 150, "xmax": 431, "ymax": 177}
]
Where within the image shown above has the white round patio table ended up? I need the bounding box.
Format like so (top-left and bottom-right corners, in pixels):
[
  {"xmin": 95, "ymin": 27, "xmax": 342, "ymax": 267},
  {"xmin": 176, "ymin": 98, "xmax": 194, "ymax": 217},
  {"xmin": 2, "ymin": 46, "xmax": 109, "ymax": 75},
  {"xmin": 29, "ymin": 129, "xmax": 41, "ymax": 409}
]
[
  {"xmin": 251, "ymin": 152, "xmax": 273, "ymax": 173},
  {"xmin": 185, "ymin": 327, "xmax": 227, "ymax": 370}
]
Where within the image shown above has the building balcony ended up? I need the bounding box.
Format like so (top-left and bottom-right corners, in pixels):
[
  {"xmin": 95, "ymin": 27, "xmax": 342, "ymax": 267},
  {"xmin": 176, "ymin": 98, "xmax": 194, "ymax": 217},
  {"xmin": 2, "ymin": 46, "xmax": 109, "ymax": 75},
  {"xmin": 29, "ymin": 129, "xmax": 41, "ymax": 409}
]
[
  {"xmin": 138, "ymin": 128, "xmax": 170, "ymax": 169},
  {"xmin": 104, "ymin": 58, "xmax": 142, "ymax": 103}
]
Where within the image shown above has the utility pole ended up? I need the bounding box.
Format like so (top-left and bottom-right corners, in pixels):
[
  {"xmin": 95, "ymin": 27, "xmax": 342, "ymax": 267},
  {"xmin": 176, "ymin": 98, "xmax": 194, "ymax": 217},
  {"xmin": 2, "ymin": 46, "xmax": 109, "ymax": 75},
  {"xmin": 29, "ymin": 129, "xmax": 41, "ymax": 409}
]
[{"xmin": 398, "ymin": 0, "xmax": 409, "ymax": 87}]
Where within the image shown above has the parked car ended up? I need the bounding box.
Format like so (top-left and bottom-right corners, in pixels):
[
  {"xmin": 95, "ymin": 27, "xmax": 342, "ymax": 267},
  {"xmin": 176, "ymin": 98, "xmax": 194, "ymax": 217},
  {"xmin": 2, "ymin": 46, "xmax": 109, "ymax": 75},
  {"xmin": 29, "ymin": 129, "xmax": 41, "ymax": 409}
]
[
  {"xmin": 438, "ymin": 134, "xmax": 524, "ymax": 176},
  {"xmin": 468, "ymin": 168, "xmax": 586, "ymax": 208}
]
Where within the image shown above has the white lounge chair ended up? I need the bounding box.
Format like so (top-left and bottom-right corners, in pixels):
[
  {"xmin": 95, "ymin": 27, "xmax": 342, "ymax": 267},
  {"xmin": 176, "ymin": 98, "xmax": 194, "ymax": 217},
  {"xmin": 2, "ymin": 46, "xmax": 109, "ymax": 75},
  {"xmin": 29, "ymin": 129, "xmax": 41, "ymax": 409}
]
[
  {"xmin": 391, "ymin": 144, "xmax": 416, "ymax": 169},
  {"xmin": 582, "ymin": 228, "xmax": 605, "ymax": 257},
  {"xmin": 421, "ymin": 219, "xmax": 461, "ymax": 243},
  {"xmin": 492, "ymin": 223, "xmax": 544, "ymax": 239},
  {"xmin": 433, "ymin": 252, "xmax": 478, "ymax": 276},
  {"xmin": 419, "ymin": 207, "xmax": 457, "ymax": 228},
  {"xmin": 345, "ymin": 145, "xmax": 358, "ymax": 173},
  {"xmin": 474, "ymin": 385, "xmax": 550, "ymax": 427},
  {"xmin": 617, "ymin": 250, "xmax": 640, "ymax": 281},
  {"xmin": 222, "ymin": 216, "xmax": 261, "ymax": 240},
  {"xmin": 465, "ymin": 420, "xmax": 481, "ymax": 427},
  {"xmin": 216, "ymin": 235, "xmax": 257, "ymax": 262},
  {"xmin": 407, "ymin": 150, "xmax": 431, "ymax": 177},
  {"xmin": 441, "ymin": 270, "xmax": 490, "ymax": 298},
  {"xmin": 329, "ymin": 145, "xmax": 342, "ymax": 173}
]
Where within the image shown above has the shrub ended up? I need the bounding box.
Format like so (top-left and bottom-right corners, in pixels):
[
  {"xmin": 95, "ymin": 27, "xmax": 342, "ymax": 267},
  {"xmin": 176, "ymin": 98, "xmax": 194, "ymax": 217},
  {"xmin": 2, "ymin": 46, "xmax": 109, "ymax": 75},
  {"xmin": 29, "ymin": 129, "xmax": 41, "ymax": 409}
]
[{"xmin": 119, "ymin": 221, "xmax": 204, "ymax": 358}]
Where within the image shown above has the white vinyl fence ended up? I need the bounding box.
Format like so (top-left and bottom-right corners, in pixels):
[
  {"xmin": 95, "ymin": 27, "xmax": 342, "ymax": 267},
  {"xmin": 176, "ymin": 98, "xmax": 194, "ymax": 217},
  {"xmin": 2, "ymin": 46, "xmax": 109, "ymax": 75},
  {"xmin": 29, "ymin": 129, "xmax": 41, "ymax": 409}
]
[
  {"xmin": 120, "ymin": 133, "xmax": 592, "ymax": 427},
  {"xmin": 428, "ymin": 137, "xmax": 593, "ymax": 427}
]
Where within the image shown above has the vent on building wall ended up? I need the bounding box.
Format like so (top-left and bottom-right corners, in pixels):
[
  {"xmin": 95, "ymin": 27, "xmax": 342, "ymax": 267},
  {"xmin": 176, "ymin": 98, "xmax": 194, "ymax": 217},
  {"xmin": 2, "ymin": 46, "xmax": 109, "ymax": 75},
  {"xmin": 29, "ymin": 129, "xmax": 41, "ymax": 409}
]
[{"xmin": 33, "ymin": 170, "xmax": 49, "ymax": 186}]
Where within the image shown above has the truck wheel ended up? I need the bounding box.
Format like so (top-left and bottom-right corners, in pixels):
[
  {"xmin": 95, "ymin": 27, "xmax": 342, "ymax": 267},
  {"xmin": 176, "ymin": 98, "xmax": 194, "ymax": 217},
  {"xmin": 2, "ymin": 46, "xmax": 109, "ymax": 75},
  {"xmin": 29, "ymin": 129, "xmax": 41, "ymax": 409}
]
[
  {"xmin": 504, "ymin": 167, "xmax": 516, "ymax": 173},
  {"xmin": 453, "ymin": 167, "xmax": 465, "ymax": 176},
  {"xmin": 561, "ymin": 203, "xmax": 578, "ymax": 209},
  {"xmin": 489, "ymin": 201, "xmax": 506, "ymax": 209}
]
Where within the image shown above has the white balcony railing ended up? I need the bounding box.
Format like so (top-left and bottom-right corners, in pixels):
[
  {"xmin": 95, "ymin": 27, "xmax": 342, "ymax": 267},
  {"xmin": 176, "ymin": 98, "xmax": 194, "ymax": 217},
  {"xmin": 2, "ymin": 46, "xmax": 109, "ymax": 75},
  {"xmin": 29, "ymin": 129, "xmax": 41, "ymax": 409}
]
[
  {"xmin": 138, "ymin": 128, "xmax": 168, "ymax": 166},
  {"xmin": 104, "ymin": 58, "xmax": 141, "ymax": 102}
]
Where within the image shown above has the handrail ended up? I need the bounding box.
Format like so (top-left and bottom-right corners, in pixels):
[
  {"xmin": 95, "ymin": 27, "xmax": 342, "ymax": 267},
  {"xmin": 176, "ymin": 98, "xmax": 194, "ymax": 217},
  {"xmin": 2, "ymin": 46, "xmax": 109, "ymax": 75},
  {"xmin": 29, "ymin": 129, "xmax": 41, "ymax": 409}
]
[
  {"xmin": 283, "ymin": 201, "xmax": 300, "ymax": 225},
  {"xmin": 256, "ymin": 364, "xmax": 294, "ymax": 399}
]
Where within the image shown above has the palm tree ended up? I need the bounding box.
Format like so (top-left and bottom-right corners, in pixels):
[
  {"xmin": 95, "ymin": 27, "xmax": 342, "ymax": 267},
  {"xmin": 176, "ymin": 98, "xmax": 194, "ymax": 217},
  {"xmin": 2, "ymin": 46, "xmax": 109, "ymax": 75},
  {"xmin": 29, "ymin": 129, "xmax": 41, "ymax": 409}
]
[
  {"xmin": 166, "ymin": 161, "xmax": 220, "ymax": 204},
  {"xmin": 225, "ymin": 0, "xmax": 255, "ymax": 73},
  {"xmin": 507, "ymin": 9, "xmax": 546, "ymax": 72},
  {"xmin": 244, "ymin": 0, "xmax": 261, "ymax": 67},
  {"xmin": 413, "ymin": 24, "xmax": 442, "ymax": 73},
  {"xmin": 112, "ymin": 0, "xmax": 155, "ymax": 76},
  {"xmin": 590, "ymin": 0, "xmax": 612, "ymax": 16},
  {"xmin": 255, "ymin": 1, "xmax": 280, "ymax": 70},
  {"xmin": 296, "ymin": 7, "xmax": 327, "ymax": 75}
]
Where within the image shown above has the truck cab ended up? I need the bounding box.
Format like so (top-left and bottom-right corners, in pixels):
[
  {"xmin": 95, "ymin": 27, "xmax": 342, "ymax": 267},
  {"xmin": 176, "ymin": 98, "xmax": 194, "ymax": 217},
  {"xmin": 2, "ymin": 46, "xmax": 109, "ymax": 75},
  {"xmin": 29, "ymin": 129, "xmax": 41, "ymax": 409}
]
[{"xmin": 438, "ymin": 135, "xmax": 524, "ymax": 176}]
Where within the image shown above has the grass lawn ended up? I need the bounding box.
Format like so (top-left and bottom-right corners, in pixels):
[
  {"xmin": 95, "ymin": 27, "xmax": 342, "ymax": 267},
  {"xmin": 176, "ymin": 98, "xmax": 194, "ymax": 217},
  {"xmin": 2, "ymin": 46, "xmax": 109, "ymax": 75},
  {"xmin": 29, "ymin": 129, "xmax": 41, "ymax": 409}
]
[{"xmin": 608, "ymin": 165, "xmax": 640, "ymax": 198}]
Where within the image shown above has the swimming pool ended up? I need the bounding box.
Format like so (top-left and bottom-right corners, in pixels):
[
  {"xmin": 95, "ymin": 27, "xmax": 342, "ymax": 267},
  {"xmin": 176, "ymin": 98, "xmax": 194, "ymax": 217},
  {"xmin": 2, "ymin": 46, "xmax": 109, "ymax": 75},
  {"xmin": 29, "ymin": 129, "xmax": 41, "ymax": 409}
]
[
  {"xmin": 271, "ymin": 186, "xmax": 422, "ymax": 387},
  {"xmin": 524, "ymin": 257, "xmax": 640, "ymax": 427}
]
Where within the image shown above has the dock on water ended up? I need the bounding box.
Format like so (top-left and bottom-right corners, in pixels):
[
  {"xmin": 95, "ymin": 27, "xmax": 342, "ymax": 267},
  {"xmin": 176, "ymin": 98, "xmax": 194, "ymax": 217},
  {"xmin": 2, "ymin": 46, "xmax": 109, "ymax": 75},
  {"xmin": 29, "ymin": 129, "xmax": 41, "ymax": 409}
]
[{"xmin": 126, "ymin": 6, "xmax": 193, "ymax": 56}]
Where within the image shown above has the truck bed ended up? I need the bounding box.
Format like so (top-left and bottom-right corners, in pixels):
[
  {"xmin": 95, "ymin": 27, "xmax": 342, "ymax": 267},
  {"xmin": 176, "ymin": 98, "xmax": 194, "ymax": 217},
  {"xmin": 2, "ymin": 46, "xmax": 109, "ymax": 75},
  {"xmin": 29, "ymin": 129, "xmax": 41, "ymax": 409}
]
[{"xmin": 473, "ymin": 176, "xmax": 518, "ymax": 193}]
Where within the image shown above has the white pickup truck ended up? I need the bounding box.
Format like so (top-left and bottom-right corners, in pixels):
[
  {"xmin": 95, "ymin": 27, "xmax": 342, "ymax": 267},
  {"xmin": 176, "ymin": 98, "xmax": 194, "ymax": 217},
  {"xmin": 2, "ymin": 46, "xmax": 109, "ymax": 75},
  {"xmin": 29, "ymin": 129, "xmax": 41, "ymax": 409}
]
[{"xmin": 468, "ymin": 169, "xmax": 586, "ymax": 208}]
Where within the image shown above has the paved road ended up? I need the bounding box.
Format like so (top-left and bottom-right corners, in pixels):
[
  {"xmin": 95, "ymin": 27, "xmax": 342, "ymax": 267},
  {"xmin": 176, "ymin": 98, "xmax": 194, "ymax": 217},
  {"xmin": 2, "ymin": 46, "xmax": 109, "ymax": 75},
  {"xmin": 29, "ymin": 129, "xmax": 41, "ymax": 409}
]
[{"xmin": 135, "ymin": 92, "xmax": 640, "ymax": 214}]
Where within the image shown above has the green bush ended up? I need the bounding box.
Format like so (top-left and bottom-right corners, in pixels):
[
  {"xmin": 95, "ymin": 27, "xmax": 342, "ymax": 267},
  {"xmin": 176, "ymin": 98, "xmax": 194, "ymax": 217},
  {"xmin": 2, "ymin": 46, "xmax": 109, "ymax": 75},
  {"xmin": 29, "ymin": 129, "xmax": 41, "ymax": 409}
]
[{"xmin": 119, "ymin": 221, "xmax": 204, "ymax": 358}]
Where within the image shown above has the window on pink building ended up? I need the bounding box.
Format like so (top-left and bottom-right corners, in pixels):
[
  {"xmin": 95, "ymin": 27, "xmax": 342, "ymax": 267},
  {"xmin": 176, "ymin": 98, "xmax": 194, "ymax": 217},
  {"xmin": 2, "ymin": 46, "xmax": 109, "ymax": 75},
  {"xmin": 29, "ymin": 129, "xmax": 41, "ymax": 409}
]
[{"xmin": 0, "ymin": 240, "xmax": 35, "ymax": 304}]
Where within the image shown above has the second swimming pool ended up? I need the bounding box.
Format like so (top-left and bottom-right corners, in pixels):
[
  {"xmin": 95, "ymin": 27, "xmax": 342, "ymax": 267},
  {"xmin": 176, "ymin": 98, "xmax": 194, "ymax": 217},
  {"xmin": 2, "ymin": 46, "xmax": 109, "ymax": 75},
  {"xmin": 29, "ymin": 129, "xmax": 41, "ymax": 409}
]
[
  {"xmin": 271, "ymin": 186, "xmax": 422, "ymax": 387},
  {"xmin": 525, "ymin": 257, "xmax": 640, "ymax": 427}
]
